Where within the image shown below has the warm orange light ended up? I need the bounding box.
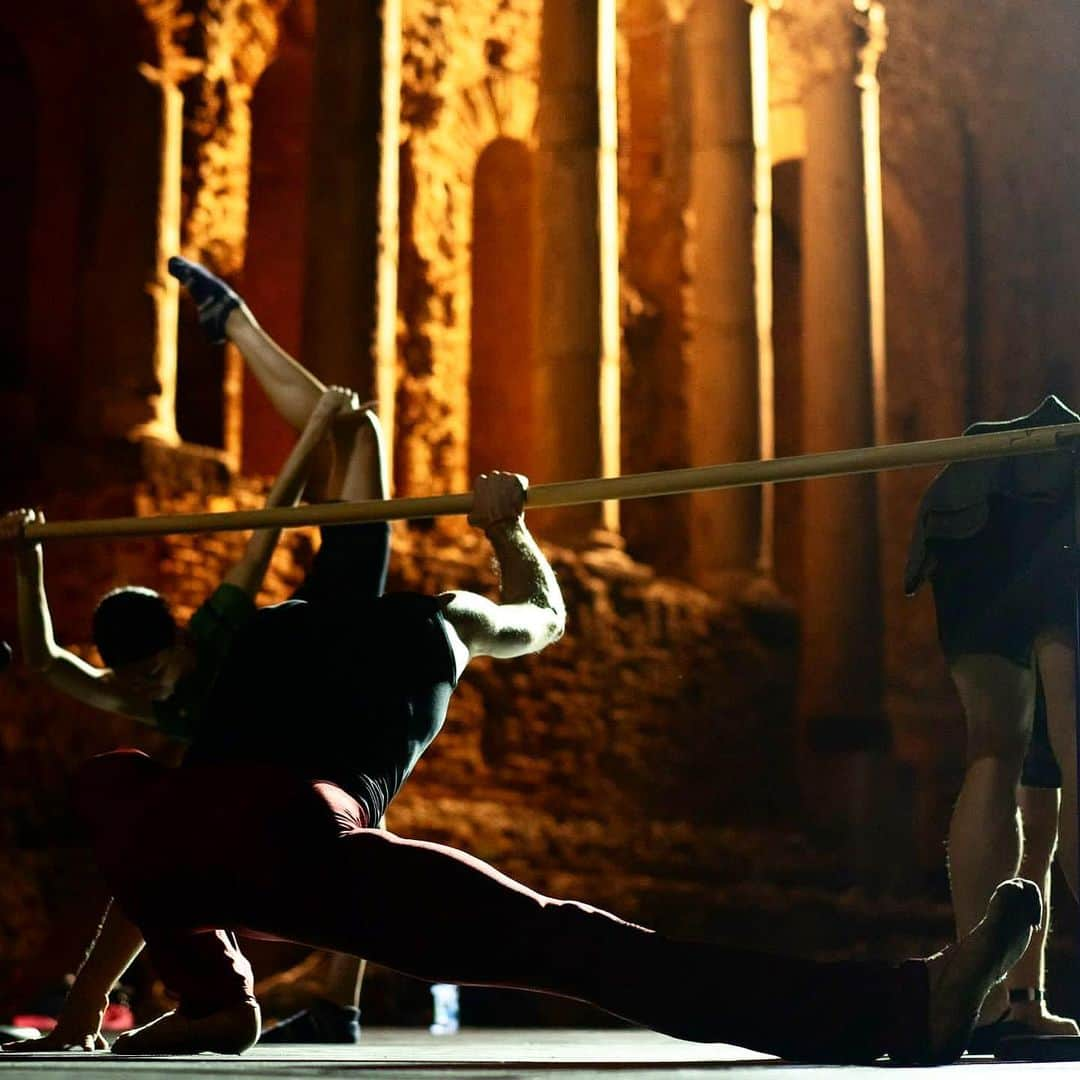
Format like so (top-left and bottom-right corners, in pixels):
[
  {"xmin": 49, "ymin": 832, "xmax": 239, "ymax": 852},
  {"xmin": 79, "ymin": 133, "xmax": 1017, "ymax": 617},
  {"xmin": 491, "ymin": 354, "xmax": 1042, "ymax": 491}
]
[
  {"xmin": 749, "ymin": 0, "xmax": 775, "ymax": 573},
  {"xmin": 598, "ymin": 0, "xmax": 620, "ymax": 534},
  {"xmin": 145, "ymin": 66, "xmax": 182, "ymax": 445},
  {"xmin": 376, "ymin": 0, "xmax": 403, "ymax": 494},
  {"xmin": 858, "ymin": 1, "xmax": 888, "ymax": 447}
]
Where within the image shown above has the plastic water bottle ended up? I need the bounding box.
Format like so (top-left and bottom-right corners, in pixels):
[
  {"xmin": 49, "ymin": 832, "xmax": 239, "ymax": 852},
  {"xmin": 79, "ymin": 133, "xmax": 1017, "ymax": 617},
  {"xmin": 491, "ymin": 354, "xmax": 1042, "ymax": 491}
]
[{"xmin": 429, "ymin": 983, "xmax": 460, "ymax": 1035}]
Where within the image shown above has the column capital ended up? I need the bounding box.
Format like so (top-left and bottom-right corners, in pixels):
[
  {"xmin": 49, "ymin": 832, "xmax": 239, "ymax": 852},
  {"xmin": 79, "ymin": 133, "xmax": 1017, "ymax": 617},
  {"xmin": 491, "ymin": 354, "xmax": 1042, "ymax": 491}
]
[
  {"xmin": 161, "ymin": 0, "xmax": 287, "ymax": 274},
  {"xmin": 770, "ymin": 0, "xmax": 886, "ymax": 89},
  {"xmin": 855, "ymin": 1, "xmax": 887, "ymax": 91},
  {"xmin": 137, "ymin": 0, "xmax": 202, "ymax": 84}
]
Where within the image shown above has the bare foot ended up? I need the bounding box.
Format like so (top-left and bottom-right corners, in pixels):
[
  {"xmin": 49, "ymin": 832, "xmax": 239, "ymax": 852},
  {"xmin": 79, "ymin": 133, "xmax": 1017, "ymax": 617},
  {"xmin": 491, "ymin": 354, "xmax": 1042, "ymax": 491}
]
[
  {"xmin": 111, "ymin": 1002, "xmax": 260, "ymax": 1055},
  {"xmin": 899, "ymin": 879, "xmax": 1042, "ymax": 1064}
]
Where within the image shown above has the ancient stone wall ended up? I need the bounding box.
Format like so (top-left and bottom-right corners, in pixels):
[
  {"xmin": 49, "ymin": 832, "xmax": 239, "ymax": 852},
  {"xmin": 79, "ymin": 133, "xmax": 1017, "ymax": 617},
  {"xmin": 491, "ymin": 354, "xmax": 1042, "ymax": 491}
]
[
  {"xmin": 396, "ymin": 0, "xmax": 541, "ymax": 501},
  {"xmin": 620, "ymin": 0, "xmax": 695, "ymax": 577},
  {"xmin": 8, "ymin": 0, "xmax": 1080, "ymax": 1021}
]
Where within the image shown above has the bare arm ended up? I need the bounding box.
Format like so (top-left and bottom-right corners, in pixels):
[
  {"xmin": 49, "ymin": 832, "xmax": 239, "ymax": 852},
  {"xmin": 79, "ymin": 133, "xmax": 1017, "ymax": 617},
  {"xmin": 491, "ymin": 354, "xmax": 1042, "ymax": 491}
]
[
  {"xmin": 222, "ymin": 386, "xmax": 357, "ymax": 598},
  {"xmin": 1, "ymin": 903, "xmax": 144, "ymax": 1053},
  {"xmin": 441, "ymin": 472, "xmax": 566, "ymax": 660},
  {"xmin": 2, "ymin": 510, "xmax": 152, "ymax": 720}
]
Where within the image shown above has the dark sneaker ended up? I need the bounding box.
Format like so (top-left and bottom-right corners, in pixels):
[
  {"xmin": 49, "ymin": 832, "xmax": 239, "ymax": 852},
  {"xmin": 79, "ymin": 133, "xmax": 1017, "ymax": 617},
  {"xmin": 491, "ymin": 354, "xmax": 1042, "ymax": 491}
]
[
  {"xmin": 257, "ymin": 999, "xmax": 361, "ymax": 1045},
  {"xmin": 168, "ymin": 256, "xmax": 244, "ymax": 344}
]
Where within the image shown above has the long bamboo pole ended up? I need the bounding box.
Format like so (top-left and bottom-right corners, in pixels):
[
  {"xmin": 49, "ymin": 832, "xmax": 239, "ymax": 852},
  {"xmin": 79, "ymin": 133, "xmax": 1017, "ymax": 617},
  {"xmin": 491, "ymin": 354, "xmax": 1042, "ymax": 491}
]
[{"xmin": 25, "ymin": 422, "xmax": 1080, "ymax": 542}]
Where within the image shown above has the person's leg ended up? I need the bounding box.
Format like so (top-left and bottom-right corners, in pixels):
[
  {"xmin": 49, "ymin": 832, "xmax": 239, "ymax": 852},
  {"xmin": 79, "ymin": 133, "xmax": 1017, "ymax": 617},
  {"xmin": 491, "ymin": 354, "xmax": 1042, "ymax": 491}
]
[
  {"xmin": 75, "ymin": 758, "xmax": 1041, "ymax": 1063},
  {"xmin": 133, "ymin": 824, "xmax": 1039, "ymax": 1062},
  {"xmin": 1014, "ymin": 786, "xmax": 1057, "ymax": 997},
  {"xmin": 1035, "ymin": 628, "xmax": 1079, "ymax": 900},
  {"xmin": 71, "ymin": 752, "xmax": 262, "ymax": 1054},
  {"xmin": 255, "ymin": 953, "xmax": 364, "ymax": 1046},
  {"xmin": 168, "ymin": 256, "xmax": 324, "ymax": 430},
  {"xmin": 169, "ymin": 256, "xmax": 384, "ymax": 502},
  {"xmin": 946, "ymin": 653, "xmax": 1034, "ymax": 1024},
  {"xmin": 1006, "ymin": 784, "xmax": 1079, "ymax": 1036},
  {"xmin": 999, "ymin": 669, "xmax": 1079, "ymax": 1038},
  {"xmin": 109, "ymin": 929, "xmax": 260, "ymax": 1055}
]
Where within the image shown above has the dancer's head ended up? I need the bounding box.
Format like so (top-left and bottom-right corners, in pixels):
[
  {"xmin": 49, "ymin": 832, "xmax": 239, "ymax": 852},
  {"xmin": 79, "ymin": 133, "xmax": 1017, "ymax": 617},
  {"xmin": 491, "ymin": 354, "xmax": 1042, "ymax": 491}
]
[{"xmin": 93, "ymin": 586, "xmax": 179, "ymax": 696}]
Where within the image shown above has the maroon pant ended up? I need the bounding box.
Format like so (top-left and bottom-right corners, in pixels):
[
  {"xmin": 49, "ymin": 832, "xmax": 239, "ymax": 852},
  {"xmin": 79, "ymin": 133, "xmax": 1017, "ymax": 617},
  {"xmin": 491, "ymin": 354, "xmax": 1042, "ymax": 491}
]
[{"xmin": 73, "ymin": 750, "xmax": 927, "ymax": 1062}]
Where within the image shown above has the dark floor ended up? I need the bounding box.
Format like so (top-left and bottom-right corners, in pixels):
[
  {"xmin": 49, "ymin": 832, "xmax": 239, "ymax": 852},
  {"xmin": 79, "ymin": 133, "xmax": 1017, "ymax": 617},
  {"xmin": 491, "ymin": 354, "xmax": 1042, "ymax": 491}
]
[{"xmin": 0, "ymin": 1029, "xmax": 1070, "ymax": 1078}]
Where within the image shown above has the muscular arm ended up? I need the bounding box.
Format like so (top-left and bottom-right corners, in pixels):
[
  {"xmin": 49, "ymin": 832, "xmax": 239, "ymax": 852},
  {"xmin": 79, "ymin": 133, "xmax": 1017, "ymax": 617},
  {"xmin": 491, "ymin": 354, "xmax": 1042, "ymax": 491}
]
[
  {"xmin": 442, "ymin": 474, "xmax": 566, "ymax": 660},
  {"xmin": 223, "ymin": 387, "xmax": 353, "ymax": 598}
]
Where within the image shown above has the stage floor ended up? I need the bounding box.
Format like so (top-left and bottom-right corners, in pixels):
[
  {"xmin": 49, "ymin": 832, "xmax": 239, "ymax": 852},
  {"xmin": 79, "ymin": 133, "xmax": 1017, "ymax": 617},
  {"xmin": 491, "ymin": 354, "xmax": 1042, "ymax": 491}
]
[{"xmin": 0, "ymin": 1028, "xmax": 1069, "ymax": 1077}]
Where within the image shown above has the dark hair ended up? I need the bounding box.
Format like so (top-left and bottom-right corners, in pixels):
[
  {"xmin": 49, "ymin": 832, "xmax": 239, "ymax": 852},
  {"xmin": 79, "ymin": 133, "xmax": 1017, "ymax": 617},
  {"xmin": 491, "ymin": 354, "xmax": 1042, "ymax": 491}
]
[{"xmin": 92, "ymin": 586, "xmax": 177, "ymax": 668}]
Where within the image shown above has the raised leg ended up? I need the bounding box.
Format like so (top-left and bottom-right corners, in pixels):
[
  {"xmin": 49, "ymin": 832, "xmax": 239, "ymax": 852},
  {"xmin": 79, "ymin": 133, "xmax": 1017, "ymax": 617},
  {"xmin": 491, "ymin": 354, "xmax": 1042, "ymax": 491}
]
[
  {"xmin": 169, "ymin": 256, "xmax": 325, "ymax": 431},
  {"xmin": 224, "ymin": 314, "xmax": 386, "ymax": 504},
  {"xmin": 169, "ymin": 256, "xmax": 385, "ymax": 502}
]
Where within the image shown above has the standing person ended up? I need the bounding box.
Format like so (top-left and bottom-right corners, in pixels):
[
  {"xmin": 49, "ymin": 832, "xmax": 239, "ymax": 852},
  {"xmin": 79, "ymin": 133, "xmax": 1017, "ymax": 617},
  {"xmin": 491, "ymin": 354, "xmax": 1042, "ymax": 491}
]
[{"xmin": 906, "ymin": 395, "xmax": 1080, "ymax": 1049}]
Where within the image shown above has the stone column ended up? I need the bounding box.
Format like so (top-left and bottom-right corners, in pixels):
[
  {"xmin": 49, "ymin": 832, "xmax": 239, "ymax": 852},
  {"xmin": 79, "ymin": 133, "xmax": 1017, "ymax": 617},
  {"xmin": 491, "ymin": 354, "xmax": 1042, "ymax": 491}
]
[
  {"xmin": 78, "ymin": 6, "xmax": 186, "ymax": 445},
  {"xmin": 683, "ymin": 0, "xmax": 760, "ymax": 582},
  {"xmin": 799, "ymin": 2, "xmax": 885, "ymax": 751},
  {"xmin": 302, "ymin": 0, "xmax": 401, "ymax": 471},
  {"xmin": 534, "ymin": 0, "xmax": 611, "ymax": 542},
  {"xmin": 179, "ymin": 0, "xmax": 286, "ymax": 464}
]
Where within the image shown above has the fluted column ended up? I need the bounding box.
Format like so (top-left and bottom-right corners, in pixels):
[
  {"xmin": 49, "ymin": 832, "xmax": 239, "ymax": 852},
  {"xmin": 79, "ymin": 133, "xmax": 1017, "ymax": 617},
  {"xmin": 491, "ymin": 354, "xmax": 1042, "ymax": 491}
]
[
  {"xmin": 799, "ymin": 1, "xmax": 887, "ymax": 750},
  {"xmin": 683, "ymin": 0, "xmax": 760, "ymax": 582},
  {"xmin": 534, "ymin": 0, "xmax": 618, "ymax": 542},
  {"xmin": 302, "ymin": 0, "xmax": 401, "ymax": 473}
]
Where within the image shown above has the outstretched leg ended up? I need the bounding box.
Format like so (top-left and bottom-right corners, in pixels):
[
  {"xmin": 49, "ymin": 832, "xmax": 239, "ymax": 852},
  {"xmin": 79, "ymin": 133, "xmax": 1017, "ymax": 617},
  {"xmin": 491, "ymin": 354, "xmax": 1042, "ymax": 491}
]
[{"xmin": 76, "ymin": 755, "xmax": 1041, "ymax": 1063}]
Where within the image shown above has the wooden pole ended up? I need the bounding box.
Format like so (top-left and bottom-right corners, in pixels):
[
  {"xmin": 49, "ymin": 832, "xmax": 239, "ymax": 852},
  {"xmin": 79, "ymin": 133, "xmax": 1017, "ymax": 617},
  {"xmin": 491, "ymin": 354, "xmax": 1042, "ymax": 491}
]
[{"xmin": 26, "ymin": 423, "xmax": 1080, "ymax": 542}]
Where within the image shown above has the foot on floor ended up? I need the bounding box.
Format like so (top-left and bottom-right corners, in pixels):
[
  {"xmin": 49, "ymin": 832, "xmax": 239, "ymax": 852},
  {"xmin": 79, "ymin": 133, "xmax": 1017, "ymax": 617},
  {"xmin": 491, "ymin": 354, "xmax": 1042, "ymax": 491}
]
[
  {"xmin": 111, "ymin": 1002, "xmax": 260, "ymax": 1055},
  {"xmin": 258, "ymin": 998, "xmax": 361, "ymax": 1045},
  {"xmin": 893, "ymin": 878, "xmax": 1041, "ymax": 1065}
]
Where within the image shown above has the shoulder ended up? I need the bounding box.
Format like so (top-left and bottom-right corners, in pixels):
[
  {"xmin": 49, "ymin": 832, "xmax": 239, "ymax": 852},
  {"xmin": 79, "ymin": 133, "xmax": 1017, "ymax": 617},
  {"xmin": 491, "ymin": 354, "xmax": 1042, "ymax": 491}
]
[{"xmin": 189, "ymin": 583, "xmax": 257, "ymax": 646}]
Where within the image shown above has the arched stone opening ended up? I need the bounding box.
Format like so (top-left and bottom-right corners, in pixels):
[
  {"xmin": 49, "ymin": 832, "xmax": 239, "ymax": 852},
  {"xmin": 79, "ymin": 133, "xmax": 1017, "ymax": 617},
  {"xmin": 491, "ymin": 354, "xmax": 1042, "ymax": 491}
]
[
  {"xmin": 240, "ymin": 24, "xmax": 315, "ymax": 475},
  {"xmin": 468, "ymin": 137, "xmax": 536, "ymax": 480},
  {"xmin": 771, "ymin": 157, "xmax": 803, "ymax": 602}
]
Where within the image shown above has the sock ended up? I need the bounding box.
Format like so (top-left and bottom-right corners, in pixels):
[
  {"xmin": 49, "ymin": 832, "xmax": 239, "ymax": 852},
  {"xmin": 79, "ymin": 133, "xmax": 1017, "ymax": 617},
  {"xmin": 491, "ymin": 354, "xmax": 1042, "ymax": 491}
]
[{"xmin": 167, "ymin": 256, "xmax": 244, "ymax": 345}]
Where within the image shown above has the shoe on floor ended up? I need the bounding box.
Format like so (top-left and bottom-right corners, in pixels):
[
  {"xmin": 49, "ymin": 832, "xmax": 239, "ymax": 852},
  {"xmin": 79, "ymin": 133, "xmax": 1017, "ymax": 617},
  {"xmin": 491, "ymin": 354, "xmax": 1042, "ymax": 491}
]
[
  {"xmin": 258, "ymin": 998, "xmax": 361, "ymax": 1045},
  {"xmin": 968, "ymin": 1014, "xmax": 1045, "ymax": 1055}
]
